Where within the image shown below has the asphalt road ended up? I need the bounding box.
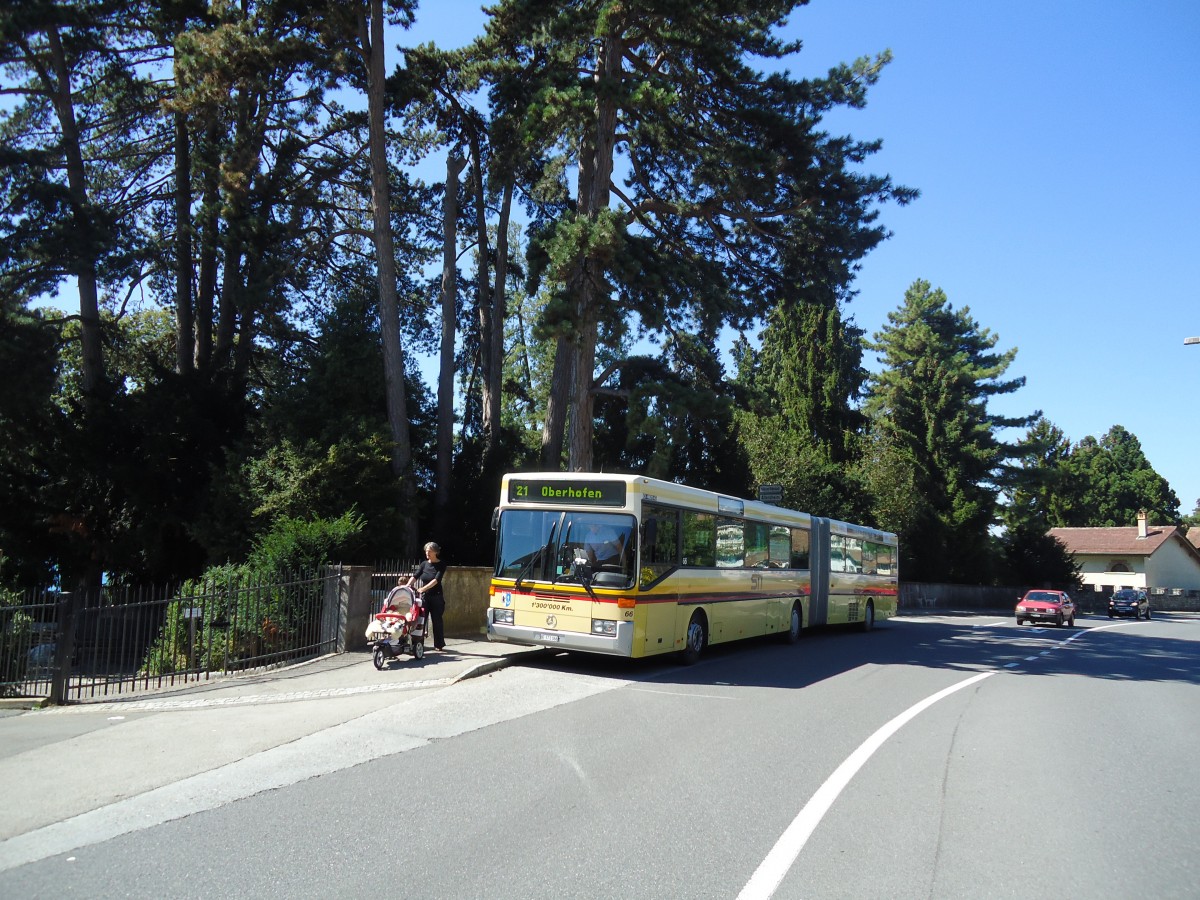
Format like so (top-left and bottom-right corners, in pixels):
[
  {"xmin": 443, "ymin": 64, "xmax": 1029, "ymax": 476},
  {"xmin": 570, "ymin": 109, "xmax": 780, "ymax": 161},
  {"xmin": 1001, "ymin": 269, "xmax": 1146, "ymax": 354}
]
[{"xmin": 1, "ymin": 613, "xmax": 1197, "ymax": 899}]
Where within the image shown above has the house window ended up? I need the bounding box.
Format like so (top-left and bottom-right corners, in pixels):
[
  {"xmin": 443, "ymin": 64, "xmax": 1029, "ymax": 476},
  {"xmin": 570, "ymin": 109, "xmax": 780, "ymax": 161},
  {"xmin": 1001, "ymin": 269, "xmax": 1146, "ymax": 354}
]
[{"xmin": 1109, "ymin": 562, "xmax": 1130, "ymax": 572}]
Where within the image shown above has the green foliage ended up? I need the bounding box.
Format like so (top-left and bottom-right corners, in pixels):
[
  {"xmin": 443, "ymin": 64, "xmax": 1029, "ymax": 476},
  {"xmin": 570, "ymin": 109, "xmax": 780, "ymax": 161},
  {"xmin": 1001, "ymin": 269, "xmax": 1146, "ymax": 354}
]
[
  {"xmin": 0, "ymin": 575, "xmax": 35, "ymax": 694},
  {"xmin": 139, "ymin": 563, "xmax": 312, "ymax": 678},
  {"xmin": 0, "ymin": 299, "xmax": 60, "ymax": 588},
  {"xmin": 1, "ymin": 0, "xmax": 920, "ymax": 586},
  {"xmin": 864, "ymin": 280, "xmax": 1036, "ymax": 583},
  {"xmin": 593, "ymin": 336, "xmax": 752, "ymax": 494},
  {"xmin": 1061, "ymin": 426, "xmax": 1180, "ymax": 526},
  {"xmin": 1004, "ymin": 419, "xmax": 1181, "ymax": 530},
  {"xmin": 140, "ymin": 511, "xmax": 363, "ymax": 677},
  {"xmin": 737, "ymin": 284, "xmax": 873, "ymax": 523},
  {"xmin": 247, "ymin": 510, "xmax": 366, "ymax": 574},
  {"xmin": 997, "ymin": 523, "xmax": 1080, "ymax": 589}
]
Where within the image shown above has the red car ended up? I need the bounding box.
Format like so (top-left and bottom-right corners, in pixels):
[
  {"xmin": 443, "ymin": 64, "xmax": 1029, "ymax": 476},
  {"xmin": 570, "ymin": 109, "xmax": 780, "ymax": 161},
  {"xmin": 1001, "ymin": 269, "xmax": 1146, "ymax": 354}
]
[{"xmin": 1015, "ymin": 590, "xmax": 1076, "ymax": 627}]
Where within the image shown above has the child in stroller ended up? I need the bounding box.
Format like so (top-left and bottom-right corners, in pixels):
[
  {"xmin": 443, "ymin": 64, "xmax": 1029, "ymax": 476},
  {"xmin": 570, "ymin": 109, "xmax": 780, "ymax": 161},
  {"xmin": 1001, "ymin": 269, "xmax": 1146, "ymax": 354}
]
[{"xmin": 366, "ymin": 581, "xmax": 426, "ymax": 668}]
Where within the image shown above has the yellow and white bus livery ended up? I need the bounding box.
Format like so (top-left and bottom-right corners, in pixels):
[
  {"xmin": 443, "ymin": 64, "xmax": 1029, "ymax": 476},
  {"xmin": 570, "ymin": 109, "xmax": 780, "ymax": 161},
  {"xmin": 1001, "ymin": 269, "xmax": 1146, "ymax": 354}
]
[{"xmin": 486, "ymin": 472, "xmax": 898, "ymax": 662}]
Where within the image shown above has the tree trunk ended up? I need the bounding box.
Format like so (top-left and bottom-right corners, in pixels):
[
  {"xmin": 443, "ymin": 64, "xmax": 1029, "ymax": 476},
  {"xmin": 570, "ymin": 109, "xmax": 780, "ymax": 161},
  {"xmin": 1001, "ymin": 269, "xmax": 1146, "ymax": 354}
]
[
  {"xmin": 194, "ymin": 125, "xmax": 220, "ymax": 373},
  {"xmin": 565, "ymin": 32, "xmax": 622, "ymax": 472},
  {"xmin": 173, "ymin": 109, "xmax": 194, "ymax": 376},
  {"xmin": 364, "ymin": 0, "xmax": 419, "ymax": 555},
  {"xmin": 45, "ymin": 25, "xmax": 105, "ymax": 396},
  {"xmin": 435, "ymin": 152, "xmax": 465, "ymax": 537},
  {"xmin": 541, "ymin": 334, "xmax": 574, "ymax": 469},
  {"xmin": 485, "ymin": 179, "xmax": 513, "ymax": 460}
]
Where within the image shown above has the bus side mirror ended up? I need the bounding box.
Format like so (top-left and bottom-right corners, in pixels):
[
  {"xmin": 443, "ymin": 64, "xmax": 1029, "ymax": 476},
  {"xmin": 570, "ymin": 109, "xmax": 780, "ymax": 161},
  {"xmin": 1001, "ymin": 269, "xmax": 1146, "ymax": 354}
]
[{"xmin": 491, "ymin": 507, "xmax": 499, "ymax": 531}]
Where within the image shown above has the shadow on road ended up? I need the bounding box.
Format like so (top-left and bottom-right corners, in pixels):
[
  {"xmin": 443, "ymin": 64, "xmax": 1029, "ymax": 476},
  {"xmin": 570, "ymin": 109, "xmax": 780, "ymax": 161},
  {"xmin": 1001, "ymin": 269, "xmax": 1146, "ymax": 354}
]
[{"xmin": 515, "ymin": 613, "xmax": 1200, "ymax": 691}]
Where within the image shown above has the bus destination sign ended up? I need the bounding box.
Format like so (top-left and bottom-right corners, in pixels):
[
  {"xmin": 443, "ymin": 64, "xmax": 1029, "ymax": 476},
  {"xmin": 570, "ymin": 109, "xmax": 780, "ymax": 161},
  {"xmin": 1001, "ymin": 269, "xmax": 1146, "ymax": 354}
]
[{"xmin": 508, "ymin": 478, "xmax": 627, "ymax": 507}]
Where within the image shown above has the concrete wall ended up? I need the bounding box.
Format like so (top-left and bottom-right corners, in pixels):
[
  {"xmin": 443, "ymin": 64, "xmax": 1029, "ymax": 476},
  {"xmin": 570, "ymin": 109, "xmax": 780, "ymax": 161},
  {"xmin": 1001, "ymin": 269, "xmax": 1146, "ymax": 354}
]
[
  {"xmin": 441, "ymin": 566, "xmax": 492, "ymax": 638},
  {"xmin": 898, "ymin": 583, "xmax": 1020, "ymax": 611},
  {"xmin": 340, "ymin": 565, "xmax": 493, "ymax": 650}
]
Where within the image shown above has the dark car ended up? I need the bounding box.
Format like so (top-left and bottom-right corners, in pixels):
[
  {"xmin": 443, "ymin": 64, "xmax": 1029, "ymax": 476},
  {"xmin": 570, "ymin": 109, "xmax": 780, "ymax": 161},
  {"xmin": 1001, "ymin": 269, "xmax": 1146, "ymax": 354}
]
[
  {"xmin": 1108, "ymin": 589, "xmax": 1150, "ymax": 620},
  {"xmin": 1016, "ymin": 590, "xmax": 1076, "ymax": 627}
]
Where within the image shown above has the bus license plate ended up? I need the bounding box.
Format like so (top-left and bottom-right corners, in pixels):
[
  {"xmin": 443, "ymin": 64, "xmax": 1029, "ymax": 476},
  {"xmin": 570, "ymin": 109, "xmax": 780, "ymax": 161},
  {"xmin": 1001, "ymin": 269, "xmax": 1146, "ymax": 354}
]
[{"xmin": 534, "ymin": 633, "xmax": 560, "ymax": 643}]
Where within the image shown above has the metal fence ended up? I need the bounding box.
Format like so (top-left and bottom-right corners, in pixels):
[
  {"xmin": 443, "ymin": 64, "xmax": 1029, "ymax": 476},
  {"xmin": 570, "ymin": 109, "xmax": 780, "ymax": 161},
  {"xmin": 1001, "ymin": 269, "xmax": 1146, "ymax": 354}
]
[
  {"xmin": 370, "ymin": 558, "xmax": 421, "ymax": 606},
  {"xmin": 1, "ymin": 567, "xmax": 342, "ymax": 704}
]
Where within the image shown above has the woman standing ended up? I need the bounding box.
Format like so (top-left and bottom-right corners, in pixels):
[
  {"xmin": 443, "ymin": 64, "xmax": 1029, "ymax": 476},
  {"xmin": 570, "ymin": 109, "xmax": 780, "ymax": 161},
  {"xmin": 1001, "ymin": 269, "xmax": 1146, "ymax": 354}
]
[{"xmin": 407, "ymin": 542, "xmax": 448, "ymax": 651}]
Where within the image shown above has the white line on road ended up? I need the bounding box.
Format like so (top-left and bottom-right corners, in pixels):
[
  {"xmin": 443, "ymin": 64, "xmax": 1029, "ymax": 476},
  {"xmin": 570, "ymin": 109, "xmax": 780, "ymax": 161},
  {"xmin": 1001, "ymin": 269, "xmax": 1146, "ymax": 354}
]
[
  {"xmin": 737, "ymin": 670, "xmax": 996, "ymax": 900},
  {"xmin": 738, "ymin": 620, "xmax": 1135, "ymax": 898}
]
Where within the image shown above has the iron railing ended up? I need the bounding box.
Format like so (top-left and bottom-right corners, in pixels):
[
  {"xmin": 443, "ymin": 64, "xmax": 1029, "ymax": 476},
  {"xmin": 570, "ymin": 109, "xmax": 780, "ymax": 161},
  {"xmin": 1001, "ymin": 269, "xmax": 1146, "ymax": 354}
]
[
  {"xmin": 0, "ymin": 567, "xmax": 342, "ymax": 703},
  {"xmin": 370, "ymin": 558, "xmax": 421, "ymax": 606}
]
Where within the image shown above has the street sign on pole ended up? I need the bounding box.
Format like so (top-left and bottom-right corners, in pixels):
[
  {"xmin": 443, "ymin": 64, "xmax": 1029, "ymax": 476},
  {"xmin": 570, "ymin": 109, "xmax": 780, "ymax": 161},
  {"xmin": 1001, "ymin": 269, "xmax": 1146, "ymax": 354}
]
[{"xmin": 757, "ymin": 483, "xmax": 783, "ymax": 504}]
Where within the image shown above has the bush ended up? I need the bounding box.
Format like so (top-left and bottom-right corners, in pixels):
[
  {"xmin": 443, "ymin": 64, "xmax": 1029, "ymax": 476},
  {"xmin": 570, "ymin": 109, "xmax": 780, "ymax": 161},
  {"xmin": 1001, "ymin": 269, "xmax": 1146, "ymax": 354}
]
[
  {"xmin": 140, "ymin": 512, "xmax": 364, "ymax": 677},
  {"xmin": 248, "ymin": 510, "xmax": 366, "ymax": 574}
]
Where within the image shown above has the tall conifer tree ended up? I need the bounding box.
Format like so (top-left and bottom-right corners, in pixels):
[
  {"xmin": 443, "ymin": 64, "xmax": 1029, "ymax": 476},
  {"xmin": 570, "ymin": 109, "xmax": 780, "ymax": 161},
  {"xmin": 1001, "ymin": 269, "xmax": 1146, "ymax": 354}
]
[{"xmin": 865, "ymin": 280, "xmax": 1035, "ymax": 583}]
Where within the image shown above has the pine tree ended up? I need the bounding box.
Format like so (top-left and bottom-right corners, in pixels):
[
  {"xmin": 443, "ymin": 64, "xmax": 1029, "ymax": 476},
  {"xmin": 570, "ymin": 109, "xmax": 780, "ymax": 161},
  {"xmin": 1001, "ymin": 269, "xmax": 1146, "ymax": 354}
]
[
  {"xmin": 1065, "ymin": 426, "xmax": 1180, "ymax": 526},
  {"xmin": 483, "ymin": 0, "xmax": 913, "ymax": 470},
  {"xmin": 865, "ymin": 280, "xmax": 1035, "ymax": 583}
]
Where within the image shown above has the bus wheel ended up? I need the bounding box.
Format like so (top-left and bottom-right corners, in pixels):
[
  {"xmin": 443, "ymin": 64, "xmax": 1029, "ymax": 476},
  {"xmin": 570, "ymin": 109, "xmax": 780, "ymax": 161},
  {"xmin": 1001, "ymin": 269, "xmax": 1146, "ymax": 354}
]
[
  {"xmin": 783, "ymin": 603, "xmax": 802, "ymax": 644},
  {"xmin": 858, "ymin": 601, "xmax": 875, "ymax": 633},
  {"xmin": 682, "ymin": 612, "xmax": 707, "ymax": 664}
]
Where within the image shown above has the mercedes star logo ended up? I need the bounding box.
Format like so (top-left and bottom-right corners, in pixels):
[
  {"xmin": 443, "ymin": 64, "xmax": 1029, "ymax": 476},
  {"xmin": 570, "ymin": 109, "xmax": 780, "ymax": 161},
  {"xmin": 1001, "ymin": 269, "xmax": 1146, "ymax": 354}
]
[{"xmin": 546, "ymin": 615, "xmax": 557, "ymax": 628}]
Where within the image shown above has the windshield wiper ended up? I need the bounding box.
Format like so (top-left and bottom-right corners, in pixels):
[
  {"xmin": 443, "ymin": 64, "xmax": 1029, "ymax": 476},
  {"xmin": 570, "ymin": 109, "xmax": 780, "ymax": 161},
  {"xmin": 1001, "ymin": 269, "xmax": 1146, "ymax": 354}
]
[
  {"xmin": 515, "ymin": 516, "xmax": 560, "ymax": 592},
  {"xmin": 551, "ymin": 548, "xmax": 596, "ymax": 599},
  {"xmin": 514, "ymin": 545, "xmax": 545, "ymax": 592}
]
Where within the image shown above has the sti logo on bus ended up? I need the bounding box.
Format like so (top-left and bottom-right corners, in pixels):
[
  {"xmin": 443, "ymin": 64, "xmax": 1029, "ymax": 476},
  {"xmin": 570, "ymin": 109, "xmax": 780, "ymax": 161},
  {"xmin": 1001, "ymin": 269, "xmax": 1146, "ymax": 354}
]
[{"xmin": 508, "ymin": 479, "xmax": 627, "ymax": 507}]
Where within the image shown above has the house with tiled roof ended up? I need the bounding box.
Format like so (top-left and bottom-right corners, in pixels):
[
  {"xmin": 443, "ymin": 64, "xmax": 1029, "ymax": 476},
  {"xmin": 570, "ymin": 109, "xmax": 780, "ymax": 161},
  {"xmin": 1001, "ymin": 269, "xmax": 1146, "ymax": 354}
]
[{"xmin": 1049, "ymin": 511, "xmax": 1200, "ymax": 592}]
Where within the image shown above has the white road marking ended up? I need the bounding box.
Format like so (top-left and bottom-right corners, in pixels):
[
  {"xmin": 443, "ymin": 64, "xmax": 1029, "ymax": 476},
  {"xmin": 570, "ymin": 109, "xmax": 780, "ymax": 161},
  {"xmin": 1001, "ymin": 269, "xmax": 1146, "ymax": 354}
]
[
  {"xmin": 737, "ymin": 671, "xmax": 995, "ymax": 900},
  {"xmin": 738, "ymin": 620, "xmax": 1138, "ymax": 898}
]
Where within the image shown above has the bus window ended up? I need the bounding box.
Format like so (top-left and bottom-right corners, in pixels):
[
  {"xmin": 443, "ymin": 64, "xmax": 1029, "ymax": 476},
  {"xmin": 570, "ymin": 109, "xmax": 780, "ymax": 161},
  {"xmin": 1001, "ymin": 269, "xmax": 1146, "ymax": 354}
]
[
  {"xmin": 862, "ymin": 541, "xmax": 877, "ymax": 576},
  {"xmin": 682, "ymin": 510, "xmax": 715, "ymax": 567},
  {"xmin": 640, "ymin": 504, "xmax": 679, "ymax": 589},
  {"xmin": 555, "ymin": 514, "xmax": 636, "ymax": 588},
  {"xmin": 845, "ymin": 537, "xmax": 864, "ymax": 573},
  {"xmin": 790, "ymin": 527, "xmax": 810, "ymax": 569},
  {"xmin": 745, "ymin": 522, "xmax": 770, "ymax": 568},
  {"xmin": 495, "ymin": 509, "xmax": 560, "ymax": 579},
  {"xmin": 769, "ymin": 525, "xmax": 791, "ymax": 567},
  {"xmin": 830, "ymin": 534, "xmax": 846, "ymax": 573},
  {"xmin": 876, "ymin": 544, "xmax": 893, "ymax": 576},
  {"xmin": 716, "ymin": 517, "xmax": 744, "ymax": 568}
]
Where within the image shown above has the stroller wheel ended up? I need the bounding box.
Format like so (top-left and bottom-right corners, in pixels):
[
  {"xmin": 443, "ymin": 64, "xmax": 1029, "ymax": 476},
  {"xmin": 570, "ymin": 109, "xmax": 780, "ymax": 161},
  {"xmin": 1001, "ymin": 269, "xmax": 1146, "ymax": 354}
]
[
  {"xmin": 372, "ymin": 646, "xmax": 386, "ymax": 670},
  {"xmin": 413, "ymin": 641, "xmax": 425, "ymax": 660}
]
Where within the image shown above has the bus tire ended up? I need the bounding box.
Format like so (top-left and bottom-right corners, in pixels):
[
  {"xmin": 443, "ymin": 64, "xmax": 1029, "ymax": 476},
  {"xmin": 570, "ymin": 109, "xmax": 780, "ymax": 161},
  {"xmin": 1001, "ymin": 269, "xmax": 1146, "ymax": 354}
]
[
  {"xmin": 682, "ymin": 612, "xmax": 707, "ymax": 664},
  {"xmin": 859, "ymin": 600, "xmax": 875, "ymax": 633},
  {"xmin": 782, "ymin": 603, "xmax": 802, "ymax": 644}
]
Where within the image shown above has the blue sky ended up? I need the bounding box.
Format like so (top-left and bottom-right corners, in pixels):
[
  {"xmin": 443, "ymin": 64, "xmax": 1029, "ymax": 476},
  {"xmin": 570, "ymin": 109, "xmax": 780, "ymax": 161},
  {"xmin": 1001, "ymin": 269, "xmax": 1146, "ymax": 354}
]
[{"xmin": 403, "ymin": 0, "xmax": 1199, "ymax": 516}]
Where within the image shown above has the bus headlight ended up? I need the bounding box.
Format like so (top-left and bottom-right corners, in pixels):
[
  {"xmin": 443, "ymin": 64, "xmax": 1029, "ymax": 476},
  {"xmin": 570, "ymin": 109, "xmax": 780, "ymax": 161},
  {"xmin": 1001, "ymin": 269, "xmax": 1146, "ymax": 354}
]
[
  {"xmin": 591, "ymin": 619, "xmax": 618, "ymax": 636},
  {"xmin": 494, "ymin": 609, "xmax": 514, "ymax": 625}
]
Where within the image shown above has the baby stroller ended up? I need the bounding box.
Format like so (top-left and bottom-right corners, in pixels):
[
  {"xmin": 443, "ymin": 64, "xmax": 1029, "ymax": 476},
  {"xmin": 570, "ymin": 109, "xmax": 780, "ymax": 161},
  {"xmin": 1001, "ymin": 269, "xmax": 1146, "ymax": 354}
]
[{"xmin": 366, "ymin": 585, "xmax": 426, "ymax": 669}]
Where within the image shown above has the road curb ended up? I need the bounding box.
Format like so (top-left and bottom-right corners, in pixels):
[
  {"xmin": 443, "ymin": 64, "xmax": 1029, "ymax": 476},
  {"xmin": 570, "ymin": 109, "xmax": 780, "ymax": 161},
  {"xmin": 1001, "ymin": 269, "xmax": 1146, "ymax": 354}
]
[
  {"xmin": 0, "ymin": 696, "xmax": 50, "ymax": 711},
  {"xmin": 451, "ymin": 647, "xmax": 557, "ymax": 684}
]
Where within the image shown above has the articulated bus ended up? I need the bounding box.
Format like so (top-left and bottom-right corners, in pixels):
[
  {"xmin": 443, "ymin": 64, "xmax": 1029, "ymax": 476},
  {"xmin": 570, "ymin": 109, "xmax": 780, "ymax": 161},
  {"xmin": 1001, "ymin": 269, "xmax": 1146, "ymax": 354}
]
[{"xmin": 486, "ymin": 472, "xmax": 898, "ymax": 662}]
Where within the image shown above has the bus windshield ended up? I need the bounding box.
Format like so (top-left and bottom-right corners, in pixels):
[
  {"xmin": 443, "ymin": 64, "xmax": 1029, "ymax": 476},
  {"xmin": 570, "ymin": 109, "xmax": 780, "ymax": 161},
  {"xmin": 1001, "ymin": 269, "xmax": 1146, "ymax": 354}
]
[{"xmin": 496, "ymin": 510, "xmax": 636, "ymax": 590}]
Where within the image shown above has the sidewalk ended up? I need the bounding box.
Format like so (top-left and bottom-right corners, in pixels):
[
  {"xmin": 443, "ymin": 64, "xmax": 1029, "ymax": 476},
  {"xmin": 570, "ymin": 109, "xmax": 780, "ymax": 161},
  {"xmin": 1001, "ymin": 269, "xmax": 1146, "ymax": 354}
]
[
  {"xmin": 0, "ymin": 636, "xmax": 551, "ymax": 848},
  {"xmin": 0, "ymin": 635, "xmax": 548, "ymax": 712}
]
